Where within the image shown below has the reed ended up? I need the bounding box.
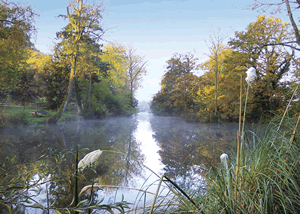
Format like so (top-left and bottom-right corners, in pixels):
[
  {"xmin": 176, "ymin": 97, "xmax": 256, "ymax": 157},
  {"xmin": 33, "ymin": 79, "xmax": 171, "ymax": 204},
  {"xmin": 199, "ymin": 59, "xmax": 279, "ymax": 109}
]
[
  {"xmin": 190, "ymin": 75, "xmax": 300, "ymax": 213},
  {"xmin": 159, "ymin": 70, "xmax": 300, "ymax": 213}
]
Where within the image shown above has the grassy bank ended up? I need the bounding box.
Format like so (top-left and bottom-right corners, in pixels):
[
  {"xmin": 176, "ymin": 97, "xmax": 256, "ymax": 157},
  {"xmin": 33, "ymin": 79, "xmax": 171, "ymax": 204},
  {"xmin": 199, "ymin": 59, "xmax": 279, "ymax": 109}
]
[{"xmin": 0, "ymin": 105, "xmax": 78, "ymax": 127}]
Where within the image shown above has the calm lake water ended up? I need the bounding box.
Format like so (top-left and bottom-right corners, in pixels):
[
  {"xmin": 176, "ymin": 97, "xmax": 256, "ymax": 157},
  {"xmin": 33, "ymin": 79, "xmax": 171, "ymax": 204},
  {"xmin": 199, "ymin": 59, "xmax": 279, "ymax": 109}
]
[{"xmin": 0, "ymin": 112, "xmax": 239, "ymax": 213}]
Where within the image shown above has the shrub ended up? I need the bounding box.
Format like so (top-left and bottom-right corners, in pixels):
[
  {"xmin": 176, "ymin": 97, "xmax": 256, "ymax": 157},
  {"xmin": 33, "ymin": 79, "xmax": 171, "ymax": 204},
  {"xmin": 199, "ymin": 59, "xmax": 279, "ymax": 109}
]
[{"xmin": 0, "ymin": 110, "xmax": 29, "ymax": 126}]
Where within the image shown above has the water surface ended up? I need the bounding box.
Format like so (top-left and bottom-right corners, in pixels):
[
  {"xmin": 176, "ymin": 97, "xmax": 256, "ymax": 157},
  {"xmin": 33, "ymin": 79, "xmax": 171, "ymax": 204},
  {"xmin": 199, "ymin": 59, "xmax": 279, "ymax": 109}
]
[{"xmin": 0, "ymin": 112, "xmax": 238, "ymax": 213}]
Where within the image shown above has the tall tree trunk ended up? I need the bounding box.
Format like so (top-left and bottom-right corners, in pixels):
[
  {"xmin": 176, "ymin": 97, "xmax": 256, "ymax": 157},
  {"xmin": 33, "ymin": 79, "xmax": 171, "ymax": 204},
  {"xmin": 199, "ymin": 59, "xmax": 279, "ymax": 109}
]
[
  {"xmin": 214, "ymin": 52, "xmax": 218, "ymax": 123},
  {"xmin": 84, "ymin": 72, "xmax": 92, "ymax": 109},
  {"xmin": 130, "ymin": 81, "xmax": 134, "ymax": 107},
  {"xmin": 48, "ymin": 46, "xmax": 79, "ymax": 124},
  {"xmin": 284, "ymin": 0, "xmax": 300, "ymax": 45},
  {"xmin": 74, "ymin": 77, "xmax": 82, "ymax": 114},
  {"xmin": 48, "ymin": 71, "xmax": 75, "ymax": 123},
  {"xmin": 184, "ymin": 74, "xmax": 187, "ymax": 120}
]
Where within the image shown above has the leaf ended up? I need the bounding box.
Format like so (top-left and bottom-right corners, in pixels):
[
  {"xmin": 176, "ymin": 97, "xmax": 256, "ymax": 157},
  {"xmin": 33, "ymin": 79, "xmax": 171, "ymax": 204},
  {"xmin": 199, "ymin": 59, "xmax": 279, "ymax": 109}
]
[
  {"xmin": 54, "ymin": 210, "xmax": 63, "ymax": 214},
  {"xmin": 68, "ymin": 195, "xmax": 75, "ymax": 207},
  {"xmin": 86, "ymin": 205, "xmax": 97, "ymax": 209},
  {"xmin": 95, "ymin": 197, "xmax": 104, "ymax": 206},
  {"xmin": 98, "ymin": 205, "xmax": 114, "ymax": 214},
  {"xmin": 63, "ymin": 208, "xmax": 71, "ymax": 214},
  {"xmin": 32, "ymin": 203, "xmax": 45, "ymax": 209},
  {"xmin": 116, "ymin": 202, "xmax": 131, "ymax": 209},
  {"xmin": 50, "ymin": 198, "xmax": 57, "ymax": 207},
  {"xmin": 72, "ymin": 209, "xmax": 84, "ymax": 212},
  {"xmin": 76, "ymin": 199, "xmax": 89, "ymax": 207},
  {"xmin": 0, "ymin": 203, "xmax": 12, "ymax": 214}
]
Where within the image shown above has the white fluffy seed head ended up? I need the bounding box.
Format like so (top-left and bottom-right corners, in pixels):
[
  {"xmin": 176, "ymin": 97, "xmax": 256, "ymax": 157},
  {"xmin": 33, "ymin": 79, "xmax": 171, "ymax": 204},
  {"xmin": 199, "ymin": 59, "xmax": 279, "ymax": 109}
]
[
  {"xmin": 220, "ymin": 153, "xmax": 228, "ymax": 162},
  {"xmin": 78, "ymin": 149, "xmax": 102, "ymax": 172},
  {"xmin": 220, "ymin": 153, "xmax": 229, "ymax": 167},
  {"xmin": 245, "ymin": 67, "xmax": 256, "ymax": 86}
]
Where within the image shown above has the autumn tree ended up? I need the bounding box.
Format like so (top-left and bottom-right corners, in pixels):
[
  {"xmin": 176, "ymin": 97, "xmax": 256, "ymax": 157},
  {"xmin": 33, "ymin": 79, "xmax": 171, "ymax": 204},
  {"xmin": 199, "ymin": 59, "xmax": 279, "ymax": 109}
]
[
  {"xmin": 126, "ymin": 46, "xmax": 147, "ymax": 107},
  {"xmin": 72, "ymin": 35, "xmax": 109, "ymax": 112},
  {"xmin": 249, "ymin": 0, "xmax": 300, "ymax": 49},
  {"xmin": 195, "ymin": 16, "xmax": 299, "ymax": 122},
  {"xmin": 229, "ymin": 15, "xmax": 297, "ymax": 118},
  {"xmin": 197, "ymin": 49, "xmax": 244, "ymax": 121},
  {"xmin": 102, "ymin": 43, "xmax": 129, "ymax": 95},
  {"xmin": 48, "ymin": 0, "xmax": 105, "ymax": 123},
  {"xmin": 101, "ymin": 43, "xmax": 135, "ymax": 113},
  {"xmin": 202, "ymin": 28, "xmax": 228, "ymax": 122},
  {"xmin": 0, "ymin": 0, "xmax": 37, "ymax": 93},
  {"xmin": 151, "ymin": 52, "xmax": 199, "ymax": 119}
]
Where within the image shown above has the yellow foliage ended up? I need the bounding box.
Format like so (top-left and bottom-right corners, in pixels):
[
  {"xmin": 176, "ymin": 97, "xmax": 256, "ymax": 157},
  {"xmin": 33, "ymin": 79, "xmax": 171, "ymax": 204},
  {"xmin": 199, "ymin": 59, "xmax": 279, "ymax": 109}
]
[
  {"xmin": 27, "ymin": 49, "xmax": 51, "ymax": 73},
  {"xmin": 102, "ymin": 43, "xmax": 128, "ymax": 90}
]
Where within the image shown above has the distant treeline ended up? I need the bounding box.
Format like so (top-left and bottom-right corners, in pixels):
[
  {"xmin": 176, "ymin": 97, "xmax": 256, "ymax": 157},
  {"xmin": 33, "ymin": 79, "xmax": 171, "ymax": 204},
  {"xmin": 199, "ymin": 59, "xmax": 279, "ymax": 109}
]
[{"xmin": 151, "ymin": 16, "xmax": 300, "ymax": 122}]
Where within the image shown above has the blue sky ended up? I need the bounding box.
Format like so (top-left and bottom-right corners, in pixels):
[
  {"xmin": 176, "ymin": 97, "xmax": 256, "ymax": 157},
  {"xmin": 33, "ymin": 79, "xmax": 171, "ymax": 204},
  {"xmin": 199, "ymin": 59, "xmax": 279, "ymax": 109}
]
[{"xmin": 16, "ymin": 0, "xmax": 292, "ymax": 102}]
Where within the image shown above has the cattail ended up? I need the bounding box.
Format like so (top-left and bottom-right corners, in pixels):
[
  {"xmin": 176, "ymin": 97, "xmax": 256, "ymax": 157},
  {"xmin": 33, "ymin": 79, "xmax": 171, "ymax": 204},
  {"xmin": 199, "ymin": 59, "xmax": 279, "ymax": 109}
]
[
  {"xmin": 78, "ymin": 149, "xmax": 102, "ymax": 172},
  {"xmin": 245, "ymin": 67, "xmax": 256, "ymax": 86}
]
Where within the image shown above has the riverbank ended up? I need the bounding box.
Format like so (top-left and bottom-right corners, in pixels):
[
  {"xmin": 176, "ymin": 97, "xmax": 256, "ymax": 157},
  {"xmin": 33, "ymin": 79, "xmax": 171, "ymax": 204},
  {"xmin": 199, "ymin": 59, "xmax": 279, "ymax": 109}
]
[
  {"xmin": 0, "ymin": 105, "xmax": 138, "ymax": 127},
  {"xmin": 0, "ymin": 106, "xmax": 78, "ymax": 127}
]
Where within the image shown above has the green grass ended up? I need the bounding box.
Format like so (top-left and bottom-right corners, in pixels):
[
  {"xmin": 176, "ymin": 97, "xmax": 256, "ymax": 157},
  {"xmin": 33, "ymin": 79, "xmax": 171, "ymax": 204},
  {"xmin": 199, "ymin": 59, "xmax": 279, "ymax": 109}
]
[
  {"xmin": 137, "ymin": 116, "xmax": 299, "ymax": 214},
  {"xmin": 0, "ymin": 103, "xmax": 78, "ymax": 126},
  {"xmin": 140, "ymin": 86, "xmax": 300, "ymax": 213},
  {"xmin": 196, "ymin": 118, "xmax": 300, "ymax": 214}
]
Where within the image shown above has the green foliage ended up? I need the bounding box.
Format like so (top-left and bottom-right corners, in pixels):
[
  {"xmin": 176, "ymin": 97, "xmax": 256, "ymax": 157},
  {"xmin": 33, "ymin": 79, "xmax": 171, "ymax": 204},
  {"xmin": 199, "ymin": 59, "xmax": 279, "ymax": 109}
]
[
  {"xmin": 150, "ymin": 90, "xmax": 178, "ymax": 116},
  {"xmin": 227, "ymin": 15, "xmax": 297, "ymax": 121},
  {"xmin": 40, "ymin": 52, "xmax": 70, "ymax": 110},
  {"xmin": 195, "ymin": 117, "xmax": 300, "ymax": 213},
  {"xmin": 0, "ymin": 0, "xmax": 37, "ymax": 92},
  {"xmin": 0, "ymin": 109, "xmax": 29, "ymax": 126},
  {"xmin": 82, "ymin": 79, "xmax": 136, "ymax": 118},
  {"xmin": 151, "ymin": 52, "xmax": 200, "ymax": 117},
  {"xmin": 152, "ymin": 16, "xmax": 299, "ymax": 123}
]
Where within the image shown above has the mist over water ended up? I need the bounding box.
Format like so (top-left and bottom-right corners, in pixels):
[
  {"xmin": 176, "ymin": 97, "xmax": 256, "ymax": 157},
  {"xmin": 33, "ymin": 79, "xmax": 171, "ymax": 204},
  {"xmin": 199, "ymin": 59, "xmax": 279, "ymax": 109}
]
[{"xmin": 0, "ymin": 112, "xmax": 238, "ymax": 213}]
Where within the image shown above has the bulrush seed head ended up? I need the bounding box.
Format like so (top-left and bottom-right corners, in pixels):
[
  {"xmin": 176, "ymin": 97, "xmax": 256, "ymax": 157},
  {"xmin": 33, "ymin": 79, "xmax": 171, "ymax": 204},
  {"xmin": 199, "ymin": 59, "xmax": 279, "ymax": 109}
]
[
  {"xmin": 245, "ymin": 67, "xmax": 256, "ymax": 86},
  {"xmin": 220, "ymin": 153, "xmax": 229, "ymax": 167},
  {"xmin": 78, "ymin": 149, "xmax": 102, "ymax": 172}
]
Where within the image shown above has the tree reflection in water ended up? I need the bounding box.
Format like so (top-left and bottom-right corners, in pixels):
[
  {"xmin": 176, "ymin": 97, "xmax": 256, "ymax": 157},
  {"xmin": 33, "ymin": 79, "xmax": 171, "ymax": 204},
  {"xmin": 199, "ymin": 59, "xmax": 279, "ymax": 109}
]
[
  {"xmin": 149, "ymin": 115, "xmax": 237, "ymax": 192},
  {"xmin": 0, "ymin": 113, "xmax": 241, "ymax": 212},
  {"xmin": 0, "ymin": 115, "xmax": 145, "ymax": 213}
]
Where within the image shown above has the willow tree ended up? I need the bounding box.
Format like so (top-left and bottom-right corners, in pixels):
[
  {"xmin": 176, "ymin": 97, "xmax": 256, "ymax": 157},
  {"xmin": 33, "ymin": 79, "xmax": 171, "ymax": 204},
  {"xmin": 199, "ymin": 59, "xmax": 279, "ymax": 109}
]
[{"xmin": 48, "ymin": 0, "xmax": 104, "ymax": 123}]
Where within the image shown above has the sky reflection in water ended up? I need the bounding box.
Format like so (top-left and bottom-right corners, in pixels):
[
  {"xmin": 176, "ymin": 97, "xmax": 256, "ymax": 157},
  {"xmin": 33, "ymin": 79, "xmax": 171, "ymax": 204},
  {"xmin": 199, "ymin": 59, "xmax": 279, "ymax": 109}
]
[{"xmin": 0, "ymin": 112, "xmax": 238, "ymax": 213}]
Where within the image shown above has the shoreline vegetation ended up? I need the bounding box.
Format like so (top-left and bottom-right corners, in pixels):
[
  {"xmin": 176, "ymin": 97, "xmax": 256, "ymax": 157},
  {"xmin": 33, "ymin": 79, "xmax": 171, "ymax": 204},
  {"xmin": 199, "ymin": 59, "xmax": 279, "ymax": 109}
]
[
  {"xmin": 0, "ymin": 100, "xmax": 138, "ymax": 127},
  {"xmin": 1, "ymin": 87, "xmax": 299, "ymax": 213},
  {"xmin": 1, "ymin": 0, "xmax": 300, "ymax": 212},
  {"xmin": 0, "ymin": 115, "xmax": 299, "ymax": 213}
]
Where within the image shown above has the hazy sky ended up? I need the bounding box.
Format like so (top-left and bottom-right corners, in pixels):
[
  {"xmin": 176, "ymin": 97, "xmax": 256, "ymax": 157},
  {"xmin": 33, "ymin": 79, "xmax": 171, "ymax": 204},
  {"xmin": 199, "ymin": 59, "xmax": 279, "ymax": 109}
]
[{"xmin": 15, "ymin": 0, "xmax": 292, "ymax": 102}]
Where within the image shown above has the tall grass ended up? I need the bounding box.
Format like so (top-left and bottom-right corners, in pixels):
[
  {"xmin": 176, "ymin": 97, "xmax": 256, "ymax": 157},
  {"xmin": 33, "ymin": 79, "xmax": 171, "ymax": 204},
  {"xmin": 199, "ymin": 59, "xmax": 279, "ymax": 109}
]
[
  {"xmin": 198, "ymin": 117, "xmax": 300, "ymax": 213},
  {"xmin": 144, "ymin": 116, "xmax": 299, "ymax": 213},
  {"xmin": 169, "ymin": 84, "xmax": 300, "ymax": 213},
  {"xmin": 145, "ymin": 76, "xmax": 300, "ymax": 213}
]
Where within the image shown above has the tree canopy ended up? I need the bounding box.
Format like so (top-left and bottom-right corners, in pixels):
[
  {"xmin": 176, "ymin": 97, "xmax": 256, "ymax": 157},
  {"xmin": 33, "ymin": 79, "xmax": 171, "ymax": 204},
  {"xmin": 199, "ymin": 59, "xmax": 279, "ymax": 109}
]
[{"xmin": 151, "ymin": 15, "xmax": 300, "ymax": 122}]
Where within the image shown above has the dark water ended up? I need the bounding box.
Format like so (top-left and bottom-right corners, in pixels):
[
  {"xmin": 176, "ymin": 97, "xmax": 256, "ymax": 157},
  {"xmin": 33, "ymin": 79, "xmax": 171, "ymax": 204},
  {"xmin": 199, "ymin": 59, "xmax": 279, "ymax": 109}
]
[{"xmin": 0, "ymin": 112, "xmax": 238, "ymax": 213}]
